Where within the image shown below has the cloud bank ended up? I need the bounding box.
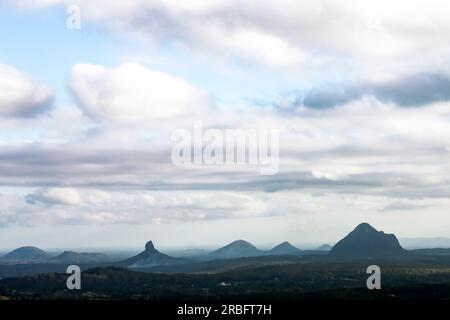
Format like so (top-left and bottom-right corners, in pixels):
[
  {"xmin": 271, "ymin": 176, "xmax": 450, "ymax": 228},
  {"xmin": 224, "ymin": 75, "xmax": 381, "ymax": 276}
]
[
  {"xmin": 2, "ymin": 1, "xmax": 450, "ymax": 246},
  {"xmin": 0, "ymin": 63, "xmax": 53, "ymax": 117},
  {"xmin": 13, "ymin": 0, "xmax": 450, "ymax": 69}
]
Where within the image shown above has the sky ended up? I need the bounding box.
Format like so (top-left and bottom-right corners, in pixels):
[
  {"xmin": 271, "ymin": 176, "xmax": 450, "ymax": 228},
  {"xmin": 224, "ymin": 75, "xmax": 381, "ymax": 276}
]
[{"xmin": 1, "ymin": 0, "xmax": 450, "ymax": 250}]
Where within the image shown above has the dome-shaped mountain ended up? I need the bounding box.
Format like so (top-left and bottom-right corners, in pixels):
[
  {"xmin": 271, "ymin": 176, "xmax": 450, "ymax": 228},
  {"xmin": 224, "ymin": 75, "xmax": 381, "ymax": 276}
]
[
  {"xmin": 207, "ymin": 240, "xmax": 263, "ymax": 260},
  {"xmin": 0, "ymin": 246, "xmax": 51, "ymax": 263},
  {"xmin": 123, "ymin": 241, "xmax": 184, "ymax": 268},
  {"xmin": 329, "ymin": 223, "xmax": 405, "ymax": 258},
  {"xmin": 268, "ymin": 241, "xmax": 302, "ymax": 255}
]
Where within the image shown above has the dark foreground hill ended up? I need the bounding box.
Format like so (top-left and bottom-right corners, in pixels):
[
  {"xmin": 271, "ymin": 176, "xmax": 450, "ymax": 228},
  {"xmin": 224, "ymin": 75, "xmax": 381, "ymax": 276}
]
[
  {"xmin": 3, "ymin": 258, "xmax": 450, "ymax": 300},
  {"xmin": 329, "ymin": 223, "xmax": 406, "ymax": 258}
]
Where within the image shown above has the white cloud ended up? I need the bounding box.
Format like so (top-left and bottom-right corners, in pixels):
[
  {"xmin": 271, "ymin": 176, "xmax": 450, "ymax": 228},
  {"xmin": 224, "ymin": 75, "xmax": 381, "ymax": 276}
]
[
  {"xmin": 0, "ymin": 63, "xmax": 53, "ymax": 117},
  {"xmin": 26, "ymin": 188, "xmax": 83, "ymax": 206},
  {"xmin": 201, "ymin": 28, "xmax": 305, "ymax": 68},
  {"xmin": 18, "ymin": 188, "xmax": 269, "ymax": 226},
  {"xmin": 2, "ymin": 94, "xmax": 450, "ymax": 240},
  {"xmin": 70, "ymin": 62, "xmax": 210, "ymax": 123},
  {"xmin": 11, "ymin": 0, "xmax": 450, "ymax": 70},
  {"xmin": 26, "ymin": 187, "xmax": 113, "ymax": 206}
]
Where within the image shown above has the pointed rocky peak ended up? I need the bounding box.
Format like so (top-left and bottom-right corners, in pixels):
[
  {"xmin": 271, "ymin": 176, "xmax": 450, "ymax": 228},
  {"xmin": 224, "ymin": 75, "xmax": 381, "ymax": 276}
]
[
  {"xmin": 145, "ymin": 241, "xmax": 158, "ymax": 253},
  {"xmin": 123, "ymin": 240, "xmax": 182, "ymax": 268}
]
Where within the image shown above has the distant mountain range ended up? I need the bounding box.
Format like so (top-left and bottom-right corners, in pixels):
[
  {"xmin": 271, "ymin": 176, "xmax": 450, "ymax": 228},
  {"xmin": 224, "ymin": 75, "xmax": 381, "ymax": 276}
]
[
  {"xmin": 0, "ymin": 247, "xmax": 114, "ymax": 265},
  {"xmin": 399, "ymin": 237, "xmax": 450, "ymax": 249},
  {"xmin": 0, "ymin": 223, "xmax": 427, "ymax": 269},
  {"xmin": 203, "ymin": 240, "xmax": 305, "ymax": 260},
  {"xmin": 0, "ymin": 240, "xmax": 305, "ymax": 268},
  {"xmin": 6, "ymin": 223, "xmax": 450, "ymax": 282},
  {"xmin": 120, "ymin": 240, "xmax": 305, "ymax": 267},
  {"xmin": 329, "ymin": 223, "xmax": 406, "ymax": 258}
]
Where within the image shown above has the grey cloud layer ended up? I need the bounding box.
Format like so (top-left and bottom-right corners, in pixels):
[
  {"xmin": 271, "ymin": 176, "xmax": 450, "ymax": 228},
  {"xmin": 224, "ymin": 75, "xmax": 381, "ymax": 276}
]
[
  {"xmin": 1, "ymin": 62, "xmax": 450, "ymax": 228},
  {"xmin": 3, "ymin": 1, "xmax": 450, "ymax": 230},
  {"xmin": 301, "ymin": 72, "xmax": 450, "ymax": 109}
]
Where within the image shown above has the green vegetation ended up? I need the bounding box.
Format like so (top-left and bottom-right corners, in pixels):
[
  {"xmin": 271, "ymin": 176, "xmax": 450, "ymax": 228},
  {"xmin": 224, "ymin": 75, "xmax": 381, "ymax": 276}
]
[{"xmin": 3, "ymin": 256, "xmax": 450, "ymax": 300}]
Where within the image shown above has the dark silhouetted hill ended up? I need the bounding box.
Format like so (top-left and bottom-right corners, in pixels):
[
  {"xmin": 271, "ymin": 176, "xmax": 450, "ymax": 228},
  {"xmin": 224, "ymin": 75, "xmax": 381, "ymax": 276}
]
[{"xmin": 329, "ymin": 223, "xmax": 405, "ymax": 258}]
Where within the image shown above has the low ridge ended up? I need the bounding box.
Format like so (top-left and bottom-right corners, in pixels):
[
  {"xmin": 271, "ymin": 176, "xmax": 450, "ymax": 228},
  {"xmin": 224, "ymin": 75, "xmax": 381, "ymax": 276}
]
[{"xmin": 49, "ymin": 251, "xmax": 112, "ymax": 264}]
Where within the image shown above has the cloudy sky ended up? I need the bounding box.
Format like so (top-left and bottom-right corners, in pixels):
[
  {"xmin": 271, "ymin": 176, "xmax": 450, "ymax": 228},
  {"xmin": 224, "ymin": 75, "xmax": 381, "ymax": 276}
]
[{"xmin": 1, "ymin": 0, "xmax": 450, "ymax": 250}]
